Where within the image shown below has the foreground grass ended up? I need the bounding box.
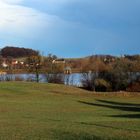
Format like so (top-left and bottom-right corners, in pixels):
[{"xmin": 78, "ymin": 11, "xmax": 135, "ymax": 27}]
[{"xmin": 0, "ymin": 82, "xmax": 139, "ymax": 140}]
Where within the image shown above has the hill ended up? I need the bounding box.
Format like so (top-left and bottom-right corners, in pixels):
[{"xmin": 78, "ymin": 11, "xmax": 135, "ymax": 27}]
[
  {"xmin": 0, "ymin": 82, "xmax": 139, "ymax": 140},
  {"xmin": 0, "ymin": 46, "xmax": 38, "ymax": 58}
]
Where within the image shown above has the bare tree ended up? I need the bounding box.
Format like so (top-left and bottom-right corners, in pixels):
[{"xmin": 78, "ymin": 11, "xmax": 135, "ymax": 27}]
[{"xmin": 26, "ymin": 53, "xmax": 42, "ymax": 82}]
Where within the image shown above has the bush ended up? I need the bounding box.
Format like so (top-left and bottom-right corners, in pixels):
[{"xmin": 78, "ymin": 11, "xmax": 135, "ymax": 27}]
[
  {"xmin": 81, "ymin": 70, "xmax": 130, "ymax": 92},
  {"xmin": 81, "ymin": 72, "xmax": 111, "ymax": 92},
  {"xmin": 15, "ymin": 76, "xmax": 24, "ymax": 81},
  {"xmin": 95, "ymin": 79, "xmax": 111, "ymax": 92},
  {"xmin": 102, "ymin": 71, "xmax": 129, "ymax": 91},
  {"xmin": 5, "ymin": 75, "xmax": 13, "ymax": 81},
  {"xmin": 26, "ymin": 76, "xmax": 35, "ymax": 82},
  {"xmin": 127, "ymin": 82, "xmax": 140, "ymax": 92},
  {"xmin": 81, "ymin": 72, "xmax": 97, "ymax": 91},
  {"xmin": 45, "ymin": 74, "xmax": 65, "ymax": 84}
]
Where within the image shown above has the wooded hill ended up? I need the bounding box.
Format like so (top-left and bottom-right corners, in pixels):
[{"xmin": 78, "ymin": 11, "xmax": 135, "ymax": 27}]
[{"xmin": 0, "ymin": 46, "xmax": 38, "ymax": 58}]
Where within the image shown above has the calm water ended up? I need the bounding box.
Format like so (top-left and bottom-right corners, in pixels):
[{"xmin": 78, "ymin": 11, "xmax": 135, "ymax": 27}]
[
  {"xmin": 1, "ymin": 72, "xmax": 139, "ymax": 87},
  {"xmin": 0, "ymin": 73, "xmax": 83, "ymax": 86}
]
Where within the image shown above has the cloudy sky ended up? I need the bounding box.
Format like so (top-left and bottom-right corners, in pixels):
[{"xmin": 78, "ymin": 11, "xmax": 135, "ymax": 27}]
[{"xmin": 0, "ymin": 0, "xmax": 140, "ymax": 57}]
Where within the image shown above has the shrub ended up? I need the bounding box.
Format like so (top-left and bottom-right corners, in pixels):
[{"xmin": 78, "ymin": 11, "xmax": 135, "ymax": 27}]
[
  {"xmin": 45, "ymin": 74, "xmax": 65, "ymax": 84},
  {"xmin": 127, "ymin": 82, "xmax": 140, "ymax": 92},
  {"xmin": 15, "ymin": 76, "xmax": 24, "ymax": 81},
  {"xmin": 81, "ymin": 72, "xmax": 97, "ymax": 91},
  {"xmin": 95, "ymin": 79, "xmax": 111, "ymax": 92},
  {"xmin": 102, "ymin": 71, "xmax": 129, "ymax": 91},
  {"xmin": 26, "ymin": 76, "xmax": 35, "ymax": 82},
  {"xmin": 5, "ymin": 75, "xmax": 13, "ymax": 81}
]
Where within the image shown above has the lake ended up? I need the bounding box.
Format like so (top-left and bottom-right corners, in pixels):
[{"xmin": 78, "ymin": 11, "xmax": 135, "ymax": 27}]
[
  {"xmin": 1, "ymin": 72, "xmax": 139, "ymax": 87},
  {"xmin": 0, "ymin": 73, "xmax": 83, "ymax": 87}
]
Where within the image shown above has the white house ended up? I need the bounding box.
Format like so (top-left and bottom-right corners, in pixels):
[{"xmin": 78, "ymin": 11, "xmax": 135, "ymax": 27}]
[
  {"xmin": 2, "ymin": 62, "xmax": 8, "ymax": 68},
  {"xmin": 52, "ymin": 59, "xmax": 65, "ymax": 64}
]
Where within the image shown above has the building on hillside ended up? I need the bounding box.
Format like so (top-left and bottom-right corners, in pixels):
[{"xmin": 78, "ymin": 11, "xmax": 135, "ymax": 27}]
[
  {"xmin": 20, "ymin": 61, "xmax": 24, "ymax": 65},
  {"xmin": 2, "ymin": 62, "xmax": 8, "ymax": 68},
  {"xmin": 52, "ymin": 59, "xmax": 65, "ymax": 64},
  {"xmin": 64, "ymin": 66, "xmax": 72, "ymax": 74},
  {"xmin": 12, "ymin": 60, "xmax": 18, "ymax": 65}
]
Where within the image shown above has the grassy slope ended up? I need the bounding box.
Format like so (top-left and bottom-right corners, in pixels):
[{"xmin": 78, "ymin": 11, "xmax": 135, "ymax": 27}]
[{"xmin": 0, "ymin": 82, "xmax": 139, "ymax": 140}]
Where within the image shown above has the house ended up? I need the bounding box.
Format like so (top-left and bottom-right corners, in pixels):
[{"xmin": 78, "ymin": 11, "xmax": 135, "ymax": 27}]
[
  {"xmin": 52, "ymin": 59, "xmax": 65, "ymax": 64},
  {"xmin": 2, "ymin": 62, "xmax": 8, "ymax": 68},
  {"xmin": 20, "ymin": 61, "xmax": 24, "ymax": 65},
  {"xmin": 64, "ymin": 66, "xmax": 72, "ymax": 74},
  {"xmin": 12, "ymin": 60, "xmax": 18, "ymax": 65},
  {"xmin": 1, "ymin": 58, "xmax": 26, "ymax": 69}
]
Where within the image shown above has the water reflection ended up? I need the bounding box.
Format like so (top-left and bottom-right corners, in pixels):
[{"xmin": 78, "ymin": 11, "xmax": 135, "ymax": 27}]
[{"xmin": 0, "ymin": 73, "xmax": 82, "ymax": 86}]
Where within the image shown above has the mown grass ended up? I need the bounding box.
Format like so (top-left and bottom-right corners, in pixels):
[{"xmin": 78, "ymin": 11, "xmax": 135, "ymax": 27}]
[{"xmin": 0, "ymin": 82, "xmax": 139, "ymax": 140}]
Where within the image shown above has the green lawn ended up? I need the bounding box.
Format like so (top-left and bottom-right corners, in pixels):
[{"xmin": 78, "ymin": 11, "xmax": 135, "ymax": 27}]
[{"xmin": 0, "ymin": 82, "xmax": 139, "ymax": 140}]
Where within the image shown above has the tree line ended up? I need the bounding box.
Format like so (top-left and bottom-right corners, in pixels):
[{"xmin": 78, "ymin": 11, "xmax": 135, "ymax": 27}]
[{"xmin": 80, "ymin": 55, "xmax": 140, "ymax": 92}]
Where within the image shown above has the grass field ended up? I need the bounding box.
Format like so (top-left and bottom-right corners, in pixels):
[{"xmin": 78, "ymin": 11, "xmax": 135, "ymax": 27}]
[{"xmin": 0, "ymin": 82, "xmax": 139, "ymax": 140}]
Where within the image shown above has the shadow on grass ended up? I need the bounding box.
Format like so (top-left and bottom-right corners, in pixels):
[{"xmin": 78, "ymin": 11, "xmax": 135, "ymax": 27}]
[
  {"xmin": 110, "ymin": 114, "xmax": 140, "ymax": 119},
  {"xmin": 78, "ymin": 100, "xmax": 140, "ymax": 119},
  {"xmin": 78, "ymin": 101, "xmax": 140, "ymax": 112},
  {"xmin": 95, "ymin": 99, "xmax": 140, "ymax": 107}
]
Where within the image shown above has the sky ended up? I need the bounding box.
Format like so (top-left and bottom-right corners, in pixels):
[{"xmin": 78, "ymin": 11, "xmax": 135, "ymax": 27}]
[{"xmin": 0, "ymin": 0, "xmax": 140, "ymax": 58}]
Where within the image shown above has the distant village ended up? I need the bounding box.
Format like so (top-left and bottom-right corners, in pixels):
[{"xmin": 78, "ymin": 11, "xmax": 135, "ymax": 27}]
[
  {"xmin": 0, "ymin": 57, "xmax": 72, "ymax": 74},
  {"xmin": 0, "ymin": 54, "xmax": 117, "ymax": 75}
]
